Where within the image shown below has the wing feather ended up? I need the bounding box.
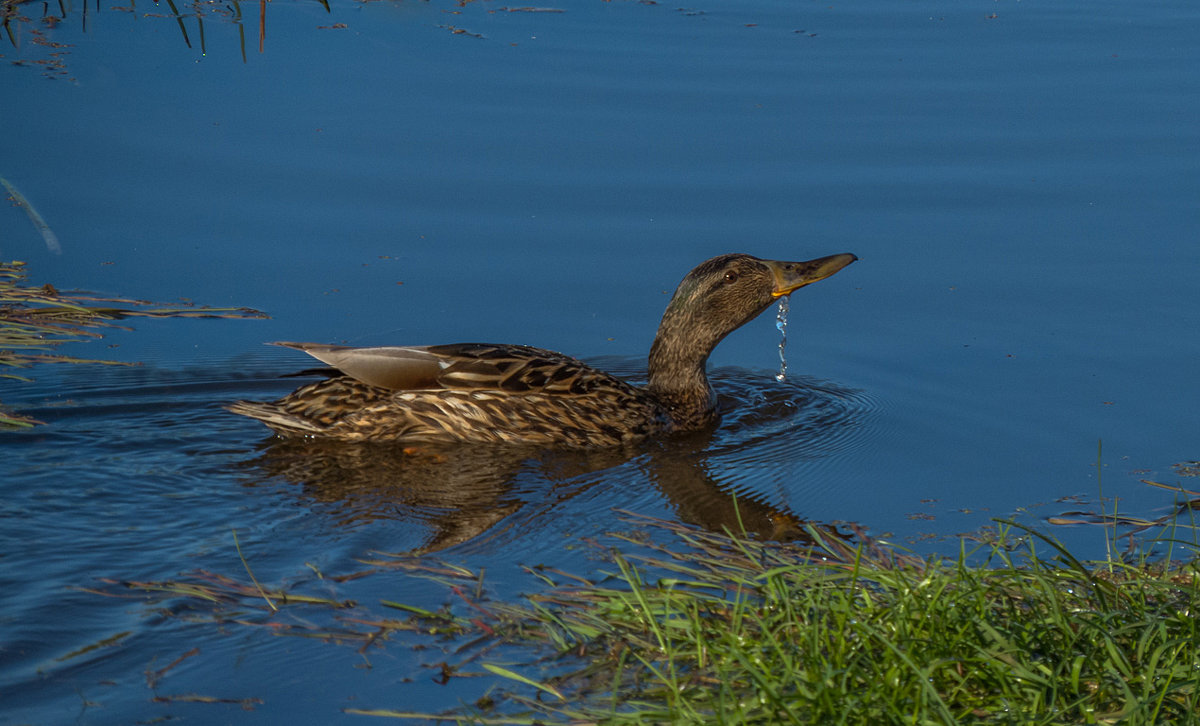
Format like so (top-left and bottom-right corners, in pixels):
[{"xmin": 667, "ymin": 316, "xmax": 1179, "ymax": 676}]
[
  {"xmin": 272, "ymin": 341, "xmax": 621, "ymax": 396},
  {"xmin": 272, "ymin": 341, "xmax": 444, "ymax": 390}
]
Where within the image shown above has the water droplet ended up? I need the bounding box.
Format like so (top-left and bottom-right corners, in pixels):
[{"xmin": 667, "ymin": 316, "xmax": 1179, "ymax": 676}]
[{"xmin": 774, "ymin": 296, "xmax": 789, "ymax": 382}]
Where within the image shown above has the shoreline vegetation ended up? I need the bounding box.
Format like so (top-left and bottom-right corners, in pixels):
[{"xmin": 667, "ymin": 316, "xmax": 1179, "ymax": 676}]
[
  {"xmin": 0, "ymin": 259, "xmax": 266, "ymax": 427},
  {"xmin": 104, "ymin": 510, "xmax": 1200, "ymax": 724}
]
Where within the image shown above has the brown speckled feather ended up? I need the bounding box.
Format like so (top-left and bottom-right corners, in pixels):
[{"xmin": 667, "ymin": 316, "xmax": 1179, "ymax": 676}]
[
  {"xmin": 227, "ymin": 343, "xmax": 670, "ymax": 446},
  {"xmin": 226, "ymin": 253, "xmax": 857, "ymax": 447}
]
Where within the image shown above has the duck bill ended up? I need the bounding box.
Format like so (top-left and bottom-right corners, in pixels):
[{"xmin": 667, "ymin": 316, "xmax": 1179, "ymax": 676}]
[{"xmin": 767, "ymin": 253, "xmax": 858, "ymax": 298}]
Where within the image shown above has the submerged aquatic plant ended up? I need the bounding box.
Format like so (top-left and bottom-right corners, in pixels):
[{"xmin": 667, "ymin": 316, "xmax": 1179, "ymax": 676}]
[{"xmin": 0, "ymin": 259, "xmax": 265, "ymax": 427}]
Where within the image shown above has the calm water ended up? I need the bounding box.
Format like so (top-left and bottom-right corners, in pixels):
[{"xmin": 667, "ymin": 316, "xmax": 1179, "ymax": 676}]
[{"xmin": 3, "ymin": 0, "xmax": 1199, "ymax": 721}]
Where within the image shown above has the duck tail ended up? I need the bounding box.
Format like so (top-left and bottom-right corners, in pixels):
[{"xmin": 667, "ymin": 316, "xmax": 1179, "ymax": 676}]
[{"xmin": 224, "ymin": 400, "xmax": 325, "ymax": 437}]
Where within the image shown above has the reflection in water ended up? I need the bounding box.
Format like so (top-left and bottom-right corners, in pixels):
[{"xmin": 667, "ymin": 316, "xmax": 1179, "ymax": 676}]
[
  {"xmin": 243, "ymin": 439, "xmax": 529, "ymax": 553},
  {"xmin": 642, "ymin": 439, "xmax": 822, "ymax": 544},
  {"xmin": 239, "ymin": 366, "xmax": 873, "ymax": 553},
  {"xmin": 2, "ymin": 0, "xmax": 310, "ymax": 74}
]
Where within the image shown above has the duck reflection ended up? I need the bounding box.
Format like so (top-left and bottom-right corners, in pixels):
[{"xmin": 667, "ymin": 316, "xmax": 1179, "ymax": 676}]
[
  {"xmin": 243, "ymin": 438, "xmax": 528, "ymax": 553},
  {"xmin": 242, "ymin": 423, "xmax": 852, "ymax": 554},
  {"xmin": 638, "ymin": 435, "xmax": 818, "ymax": 543},
  {"xmin": 239, "ymin": 368, "xmax": 867, "ymax": 553}
]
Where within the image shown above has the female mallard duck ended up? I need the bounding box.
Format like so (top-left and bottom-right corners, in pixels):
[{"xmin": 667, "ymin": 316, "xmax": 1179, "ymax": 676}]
[{"xmin": 227, "ymin": 253, "xmax": 856, "ymax": 447}]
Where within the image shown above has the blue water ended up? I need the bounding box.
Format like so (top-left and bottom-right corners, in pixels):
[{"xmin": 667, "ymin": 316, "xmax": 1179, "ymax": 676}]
[{"xmin": 3, "ymin": 0, "xmax": 1199, "ymax": 721}]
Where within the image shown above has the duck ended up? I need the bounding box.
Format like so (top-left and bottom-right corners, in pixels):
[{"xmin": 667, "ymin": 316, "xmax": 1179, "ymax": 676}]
[{"xmin": 226, "ymin": 252, "xmax": 856, "ymax": 447}]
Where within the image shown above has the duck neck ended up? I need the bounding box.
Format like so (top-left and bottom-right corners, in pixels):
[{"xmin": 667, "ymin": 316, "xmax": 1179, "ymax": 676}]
[{"xmin": 646, "ymin": 315, "xmax": 720, "ymax": 428}]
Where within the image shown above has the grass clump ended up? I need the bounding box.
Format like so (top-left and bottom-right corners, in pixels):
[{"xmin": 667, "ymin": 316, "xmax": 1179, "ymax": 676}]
[
  {"xmin": 1, "ymin": 259, "xmax": 265, "ymax": 427},
  {"xmin": 105, "ymin": 511, "xmax": 1200, "ymax": 723},
  {"xmin": 349, "ymin": 515, "xmax": 1200, "ymax": 725}
]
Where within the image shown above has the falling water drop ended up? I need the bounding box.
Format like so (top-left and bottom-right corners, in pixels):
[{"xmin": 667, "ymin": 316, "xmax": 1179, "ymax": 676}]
[{"xmin": 774, "ymin": 296, "xmax": 789, "ymax": 382}]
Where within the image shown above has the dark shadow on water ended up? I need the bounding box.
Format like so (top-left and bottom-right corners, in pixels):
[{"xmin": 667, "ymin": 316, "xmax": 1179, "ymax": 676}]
[{"xmin": 236, "ymin": 364, "xmax": 875, "ymax": 553}]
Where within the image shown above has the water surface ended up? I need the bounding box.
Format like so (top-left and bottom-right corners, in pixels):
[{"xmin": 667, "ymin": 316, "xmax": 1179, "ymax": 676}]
[{"xmin": 3, "ymin": 0, "xmax": 1198, "ymax": 721}]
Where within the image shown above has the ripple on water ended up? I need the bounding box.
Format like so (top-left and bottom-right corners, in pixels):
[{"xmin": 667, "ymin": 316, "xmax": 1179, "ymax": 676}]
[
  {"xmin": 687, "ymin": 367, "xmax": 881, "ymax": 526},
  {"xmin": 236, "ymin": 359, "xmax": 884, "ymax": 550},
  {"xmin": 4, "ymin": 358, "xmax": 879, "ymax": 554},
  {"xmin": 1, "ymin": 356, "xmax": 882, "ymax": 718}
]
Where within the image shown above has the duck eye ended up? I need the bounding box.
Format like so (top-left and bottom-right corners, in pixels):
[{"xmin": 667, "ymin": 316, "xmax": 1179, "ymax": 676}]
[{"xmin": 723, "ymin": 270, "xmax": 739, "ymax": 283}]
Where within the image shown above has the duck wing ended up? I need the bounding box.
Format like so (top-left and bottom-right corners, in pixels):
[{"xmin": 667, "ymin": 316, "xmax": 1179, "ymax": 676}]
[
  {"xmin": 272, "ymin": 341, "xmax": 618, "ymax": 395},
  {"xmin": 273, "ymin": 342, "xmax": 444, "ymax": 389}
]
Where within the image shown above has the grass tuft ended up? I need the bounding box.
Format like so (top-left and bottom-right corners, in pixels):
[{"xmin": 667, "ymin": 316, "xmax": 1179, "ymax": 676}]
[
  {"xmin": 104, "ymin": 511, "xmax": 1200, "ymax": 724},
  {"xmin": 430, "ymin": 515, "xmax": 1200, "ymax": 724}
]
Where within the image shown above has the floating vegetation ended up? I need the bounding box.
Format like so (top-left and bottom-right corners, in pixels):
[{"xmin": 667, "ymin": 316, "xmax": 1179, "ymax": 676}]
[
  {"xmin": 4, "ymin": 0, "xmax": 306, "ymax": 71},
  {"xmin": 0, "ymin": 259, "xmax": 266, "ymax": 428},
  {"xmin": 1050, "ymin": 476, "xmax": 1200, "ymax": 553},
  {"xmin": 89, "ymin": 569, "xmax": 358, "ymax": 611},
  {"xmin": 2, "ymin": 0, "xmax": 80, "ymax": 81},
  {"xmin": 149, "ymin": 693, "xmax": 264, "ymax": 710},
  {"xmin": 101, "ymin": 511, "xmax": 1200, "ymax": 724}
]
